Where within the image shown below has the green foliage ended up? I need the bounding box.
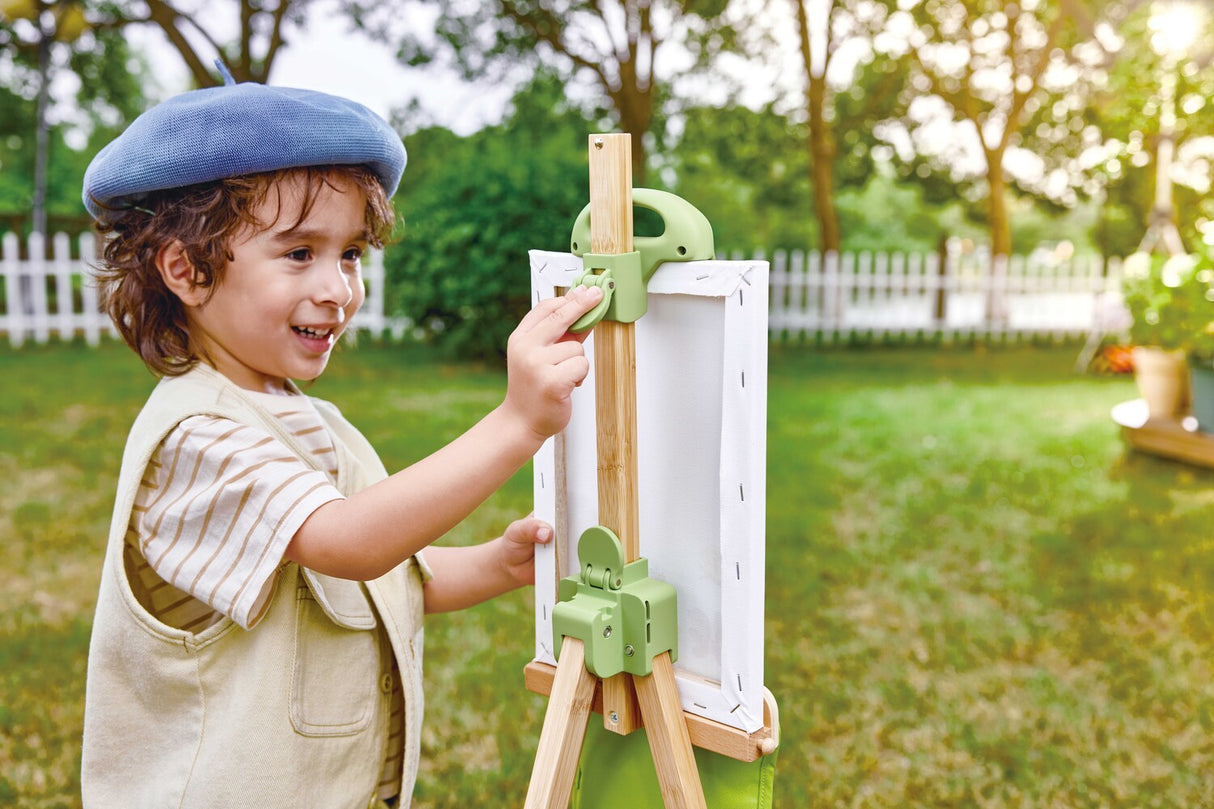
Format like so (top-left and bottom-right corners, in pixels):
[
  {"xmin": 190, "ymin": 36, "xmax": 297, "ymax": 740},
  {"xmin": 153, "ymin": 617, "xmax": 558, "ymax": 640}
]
[
  {"xmin": 1087, "ymin": 2, "xmax": 1214, "ymax": 256},
  {"xmin": 835, "ymin": 167, "xmax": 961, "ymax": 254},
  {"xmin": 827, "ymin": 6, "xmax": 908, "ymax": 193},
  {"xmin": 874, "ymin": 0, "xmax": 1119, "ymax": 252},
  {"xmin": 1122, "ymin": 244, "xmax": 1214, "ymax": 359},
  {"xmin": 664, "ymin": 104, "xmax": 814, "ymax": 253},
  {"xmin": 0, "ymin": 14, "xmax": 150, "ymax": 233},
  {"xmin": 387, "ymin": 73, "xmax": 593, "ymax": 359},
  {"xmin": 1093, "ymin": 197, "xmax": 1146, "ymax": 259}
]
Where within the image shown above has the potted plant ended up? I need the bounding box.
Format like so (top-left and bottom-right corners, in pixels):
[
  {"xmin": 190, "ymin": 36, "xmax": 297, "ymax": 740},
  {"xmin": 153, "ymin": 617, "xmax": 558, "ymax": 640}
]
[{"xmin": 1121, "ymin": 250, "xmax": 1196, "ymax": 419}]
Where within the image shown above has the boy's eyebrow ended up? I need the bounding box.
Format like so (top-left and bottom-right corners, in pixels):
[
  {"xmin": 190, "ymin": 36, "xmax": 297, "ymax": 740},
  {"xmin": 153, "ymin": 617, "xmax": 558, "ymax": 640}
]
[{"xmin": 266, "ymin": 225, "xmax": 371, "ymax": 244}]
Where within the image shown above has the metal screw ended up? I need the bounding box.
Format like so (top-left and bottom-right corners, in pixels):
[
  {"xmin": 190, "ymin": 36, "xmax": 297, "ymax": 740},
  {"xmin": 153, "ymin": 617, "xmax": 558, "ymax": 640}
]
[
  {"xmin": 594, "ymin": 138, "xmax": 605, "ymax": 149},
  {"xmin": 625, "ymin": 645, "xmax": 635, "ymax": 657},
  {"xmin": 609, "ymin": 711, "xmax": 619, "ymax": 723},
  {"xmin": 603, "ymin": 626, "xmax": 613, "ymax": 638}
]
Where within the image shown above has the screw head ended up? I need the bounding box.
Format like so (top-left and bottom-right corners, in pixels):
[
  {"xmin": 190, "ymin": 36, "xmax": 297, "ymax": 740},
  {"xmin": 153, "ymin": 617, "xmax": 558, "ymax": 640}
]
[
  {"xmin": 603, "ymin": 626, "xmax": 613, "ymax": 638},
  {"xmin": 625, "ymin": 644, "xmax": 635, "ymax": 657}
]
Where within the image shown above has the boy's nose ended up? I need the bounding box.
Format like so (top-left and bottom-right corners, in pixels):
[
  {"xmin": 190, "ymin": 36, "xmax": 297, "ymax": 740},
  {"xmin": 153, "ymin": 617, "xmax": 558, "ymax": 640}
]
[{"xmin": 315, "ymin": 262, "xmax": 354, "ymax": 307}]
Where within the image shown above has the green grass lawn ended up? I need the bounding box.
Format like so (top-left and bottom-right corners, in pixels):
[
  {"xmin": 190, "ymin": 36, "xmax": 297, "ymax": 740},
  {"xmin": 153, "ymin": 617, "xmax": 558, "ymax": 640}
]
[{"xmin": 3, "ymin": 339, "xmax": 1212, "ymax": 807}]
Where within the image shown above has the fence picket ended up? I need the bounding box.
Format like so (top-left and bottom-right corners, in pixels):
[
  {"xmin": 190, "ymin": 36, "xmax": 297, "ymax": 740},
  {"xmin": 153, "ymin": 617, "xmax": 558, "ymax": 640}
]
[
  {"xmin": 801, "ymin": 249, "xmax": 816, "ymax": 340},
  {"xmin": 53, "ymin": 232, "xmax": 73, "ymax": 341},
  {"xmin": 79, "ymin": 233, "xmax": 105, "ymax": 346},
  {"xmin": 872, "ymin": 252, "xmax": 889, "ymax": 338},
  {"xmin": 3, "ymin": 232, "xmax": 23, "ymax": 347},
  {"xmin": 770, "ymin": 250, "xmax": 788, "ymax": 339},
  {"xmin": 28, "ymin": 232, "xmax": 49, "ymax": 344}
]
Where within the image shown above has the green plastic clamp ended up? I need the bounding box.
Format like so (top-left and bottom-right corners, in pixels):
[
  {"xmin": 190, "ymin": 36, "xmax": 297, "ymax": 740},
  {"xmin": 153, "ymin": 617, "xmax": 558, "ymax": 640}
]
[
  {"xmin": 568, "ymin": 188, "xmax": 715, "ymax": 333},
  {"xmin": 552, "ymin": 525, "xmax": 678, "ymax": 679},
  {"xmin": 570, "ymin": 253, "xmax": 637, "ymax": 333}
]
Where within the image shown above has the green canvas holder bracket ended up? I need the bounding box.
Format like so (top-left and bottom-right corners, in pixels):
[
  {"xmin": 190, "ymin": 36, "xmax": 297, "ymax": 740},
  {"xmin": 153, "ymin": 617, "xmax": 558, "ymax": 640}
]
[
  {"xmin": 552, "ymin": 526, "xmax": 678, "ymax": 678},
  {"xmin": 568, "ymin": 188, "xmax": 715, "ymax": 333}
]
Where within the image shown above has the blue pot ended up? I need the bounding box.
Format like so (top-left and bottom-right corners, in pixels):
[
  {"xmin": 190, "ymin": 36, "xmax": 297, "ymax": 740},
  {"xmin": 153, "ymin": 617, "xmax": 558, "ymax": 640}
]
[{"xmin": 1190, "ymin": 361, "xmax": 1214, "ymax": 432}]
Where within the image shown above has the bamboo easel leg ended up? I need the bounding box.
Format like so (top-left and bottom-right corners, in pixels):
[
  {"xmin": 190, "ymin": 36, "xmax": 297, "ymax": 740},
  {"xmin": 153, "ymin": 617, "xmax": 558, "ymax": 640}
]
[
  {"xmin": 602, "ymin": 672, "xmax": 641, "ymax": 734},
  {"xmin": 524, "ymin": 637, "xmax": 597, "ymax": 809},
  {"xmin": 634, "ymin": 652, "xmax": 707, "ymax": 809}
]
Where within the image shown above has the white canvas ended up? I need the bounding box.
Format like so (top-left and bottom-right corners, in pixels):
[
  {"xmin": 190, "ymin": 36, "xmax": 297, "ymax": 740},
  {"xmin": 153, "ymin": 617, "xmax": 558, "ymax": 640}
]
[{"xmin": 530, "ymin": 249, "xmax": 769, "ymax": 734}]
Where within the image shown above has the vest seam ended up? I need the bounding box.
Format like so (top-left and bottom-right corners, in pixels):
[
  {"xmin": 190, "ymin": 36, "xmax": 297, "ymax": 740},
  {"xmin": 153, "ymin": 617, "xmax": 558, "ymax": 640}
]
[{"xmin": 178, "ymin": 649, "xmax": 207, "ymax": 809}]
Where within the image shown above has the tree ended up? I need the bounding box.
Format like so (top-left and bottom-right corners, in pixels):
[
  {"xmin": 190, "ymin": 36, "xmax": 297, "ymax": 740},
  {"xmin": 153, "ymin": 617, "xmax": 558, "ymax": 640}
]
[
  {"xmin": 2, "ymin": 0, "xmax": 312, "ymax": 235},
  {"xmin": 1087, "ymin": 1, "xmax": 1214, "ymax": 256},
  {"xmin": 872, "ymin": 0, "xmax": 1114, "ymax": 256},
  {"xmin": 0, "ymin": 2, "xmax": 149, "ymax": 233},
  {"xmin": 341, "ymin": 0, "xmax": 735, "ymax": 183},
  {"xmin": 140, "ymin": 0, "xmax": 309, "ymax": 85},
  {"xmin": 726, "ymin": 0, "xmax": 905, "ymax": 251},
  {"xmin": 788, "ymin": 0, "xmax": 906, "ymax": 252},
  {"xmin": 663, "ymin": 102, "xmax": 817, "ymax": 252},
  {"xmin": 58, "ymin": 0, "xmax": 311, "ymax": 87}
]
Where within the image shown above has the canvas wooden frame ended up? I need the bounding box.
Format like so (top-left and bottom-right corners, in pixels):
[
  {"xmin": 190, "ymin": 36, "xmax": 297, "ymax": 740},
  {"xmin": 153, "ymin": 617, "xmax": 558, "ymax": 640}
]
[{"xmin": 529, "ymin": 249, "xmax": 770, "ymax": 734}]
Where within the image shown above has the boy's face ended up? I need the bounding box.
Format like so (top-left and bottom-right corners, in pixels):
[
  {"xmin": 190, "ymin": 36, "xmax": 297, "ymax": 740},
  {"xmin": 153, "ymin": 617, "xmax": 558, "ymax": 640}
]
[{"xmin": 183, "ymin": 174, "xmax": 369, "ymax": 393}]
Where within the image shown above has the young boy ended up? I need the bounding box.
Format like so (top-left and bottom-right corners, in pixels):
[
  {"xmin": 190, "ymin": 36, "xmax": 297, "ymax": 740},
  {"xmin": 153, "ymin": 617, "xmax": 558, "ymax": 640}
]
[{"xmin": 79, "ymin": 79, "xmax": 602, "ymax": 808}]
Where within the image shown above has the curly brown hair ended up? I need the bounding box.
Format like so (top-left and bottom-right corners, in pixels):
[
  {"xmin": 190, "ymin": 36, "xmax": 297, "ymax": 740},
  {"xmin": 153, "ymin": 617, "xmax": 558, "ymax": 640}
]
[{"xmin": 91, "ymin": 165, "xmax": 396, "ymax": 377}]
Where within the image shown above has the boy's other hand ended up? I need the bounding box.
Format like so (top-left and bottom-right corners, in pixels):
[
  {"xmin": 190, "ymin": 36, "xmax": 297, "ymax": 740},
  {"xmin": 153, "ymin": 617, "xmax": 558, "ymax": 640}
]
[
  {"xmin": 498, "ymin": 515, "xmax": 554, "ymax": 586},
  {"xmin": 504, "ymin": 285, "xmax": 603, "ymax": 441}
]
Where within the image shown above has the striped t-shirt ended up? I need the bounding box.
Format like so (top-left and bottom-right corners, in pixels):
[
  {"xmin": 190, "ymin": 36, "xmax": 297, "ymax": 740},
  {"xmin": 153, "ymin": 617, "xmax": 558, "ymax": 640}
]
[
  {"xmin": 125, "ymin": 389, "xmax": 406, "ymax": 799},
  {"xmin": 126, "ymin": 391, "xmax": 344, "ymax": 631}
]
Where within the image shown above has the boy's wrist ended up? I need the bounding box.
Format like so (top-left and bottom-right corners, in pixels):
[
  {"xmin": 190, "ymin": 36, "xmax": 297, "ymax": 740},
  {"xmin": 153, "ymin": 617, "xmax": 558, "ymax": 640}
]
[
  {"xmin": 491, "ymin": 398, "xmax": 551, "ymax": 452},
  {"xmin": 490, "ymin": 535, "xmax": 519, "ymax": 586}
]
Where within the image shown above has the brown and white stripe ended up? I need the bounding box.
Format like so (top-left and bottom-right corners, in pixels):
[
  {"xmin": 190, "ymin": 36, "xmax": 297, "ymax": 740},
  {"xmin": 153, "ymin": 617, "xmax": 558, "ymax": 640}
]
[{"xmin": 128, "ymin": 399, "xmax": 343, "ymax": 630}]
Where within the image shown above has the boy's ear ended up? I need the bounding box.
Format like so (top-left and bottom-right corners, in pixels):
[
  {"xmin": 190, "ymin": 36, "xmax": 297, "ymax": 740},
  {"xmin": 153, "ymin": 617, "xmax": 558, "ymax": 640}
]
[{"xmin": 155, "ymin": 240, "xmax": 207, "ymax": 307}]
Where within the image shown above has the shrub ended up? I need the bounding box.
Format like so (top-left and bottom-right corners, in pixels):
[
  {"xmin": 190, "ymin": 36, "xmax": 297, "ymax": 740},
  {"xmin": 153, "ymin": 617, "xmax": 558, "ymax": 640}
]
[{"xmin": 387, "ymin": 77, "xmax": 594, "ymax": 359}]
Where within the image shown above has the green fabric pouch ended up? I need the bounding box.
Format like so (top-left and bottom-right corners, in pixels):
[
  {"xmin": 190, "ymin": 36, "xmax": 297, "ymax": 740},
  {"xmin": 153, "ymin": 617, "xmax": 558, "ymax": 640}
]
[{"xmin": 568, "ymin": 720, "xmax": 778, "ymax": 809}]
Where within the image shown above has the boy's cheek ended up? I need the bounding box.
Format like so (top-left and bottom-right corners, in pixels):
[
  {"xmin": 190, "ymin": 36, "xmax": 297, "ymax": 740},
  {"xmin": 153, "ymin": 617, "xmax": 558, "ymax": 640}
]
[{"xmin": 344, "ymin": 291, "xmax": 366, "ymax": 321}]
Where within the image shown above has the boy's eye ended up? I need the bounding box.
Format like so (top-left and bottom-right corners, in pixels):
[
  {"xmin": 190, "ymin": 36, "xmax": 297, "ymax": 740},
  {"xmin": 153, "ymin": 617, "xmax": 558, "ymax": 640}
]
[
  {"xmin": 343, "ymin": 247, "xmax": 363, "ymax": 263},
  {"xmin": 286, "ymin": 248, "xmax": 312, "ymax": 262}
]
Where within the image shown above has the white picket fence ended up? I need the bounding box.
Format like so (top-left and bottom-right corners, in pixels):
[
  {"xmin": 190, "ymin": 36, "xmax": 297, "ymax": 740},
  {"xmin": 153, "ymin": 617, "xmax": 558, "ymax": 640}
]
[
  {"xmin": 0, "ymin": 233, "xmax": 1133, "ymax": 348},
  {"xmin": 0, "ymin": 231, "xmax": 398, "ymax": 347},
  {"xmin": 763, "ymin": 247, "xmax": 1131, "ymax": 343}
]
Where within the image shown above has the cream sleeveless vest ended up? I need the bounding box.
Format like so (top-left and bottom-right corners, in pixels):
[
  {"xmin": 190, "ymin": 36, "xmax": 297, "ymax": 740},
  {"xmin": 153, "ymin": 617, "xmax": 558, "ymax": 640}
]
[{"xmin": 82, "ymin": 364, "xmax": 426, "ymax": 809}]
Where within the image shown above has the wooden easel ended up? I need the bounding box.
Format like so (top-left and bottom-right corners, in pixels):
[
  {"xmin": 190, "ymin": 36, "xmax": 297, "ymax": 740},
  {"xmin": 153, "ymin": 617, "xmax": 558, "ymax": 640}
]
[{"xmin": 523, "ymin": 134, "xmax": 777, "ymax": 808}]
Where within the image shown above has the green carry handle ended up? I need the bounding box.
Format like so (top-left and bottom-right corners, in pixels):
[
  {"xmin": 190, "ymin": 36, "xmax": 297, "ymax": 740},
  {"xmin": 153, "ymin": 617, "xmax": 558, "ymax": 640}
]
[{"xmin": 568, "ymin": 188, "xmax": 715, "ymax": 333}]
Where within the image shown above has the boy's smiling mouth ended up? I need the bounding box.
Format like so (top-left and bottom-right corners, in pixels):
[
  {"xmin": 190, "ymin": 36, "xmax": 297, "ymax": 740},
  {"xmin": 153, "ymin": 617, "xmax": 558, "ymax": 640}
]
[{"xmin": 293, "ymin": 325, "xmax": 334, "ymax": 339}]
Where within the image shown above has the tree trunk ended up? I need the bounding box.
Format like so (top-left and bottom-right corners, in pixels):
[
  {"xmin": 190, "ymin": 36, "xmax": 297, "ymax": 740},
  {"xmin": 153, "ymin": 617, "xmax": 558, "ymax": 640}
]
[
  {"xmin": 986, "ymin": 150, "xmax": 1011, "ymax": 257},
  {"xmin": 809, "ymin": 102, "xmax": 840, "ymax": 252},
  {"xmin": 985, "ymin": 148, "xmax": 1011, "ymax": 326},
  {"xmin": 609, "ymin": 79, "xmax": 651, "ymax": 185},
  {"xmin": 794, "ymin": 0, "xmax": 840, "ymax": 252}
]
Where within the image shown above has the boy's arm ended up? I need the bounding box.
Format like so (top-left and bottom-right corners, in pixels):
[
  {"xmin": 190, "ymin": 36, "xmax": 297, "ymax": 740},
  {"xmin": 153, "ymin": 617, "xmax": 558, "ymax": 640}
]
[
  {"xmin": 285, "ymin": 286, "xmax": 602, "ymax": 581},
  {"xmin": 420, "ymin": 516, "xmax": 551, "ymax": 614}
]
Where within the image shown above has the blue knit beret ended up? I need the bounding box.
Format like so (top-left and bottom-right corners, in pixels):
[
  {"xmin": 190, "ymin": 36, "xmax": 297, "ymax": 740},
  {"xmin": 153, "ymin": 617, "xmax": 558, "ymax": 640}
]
[{"xmin": 82, "ymin": 82, "xmax": 407, "ymax": 219}]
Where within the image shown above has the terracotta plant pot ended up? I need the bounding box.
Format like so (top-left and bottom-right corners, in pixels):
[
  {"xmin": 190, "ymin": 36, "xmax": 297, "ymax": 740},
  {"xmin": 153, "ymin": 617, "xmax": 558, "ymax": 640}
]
[{"xmin": 1132, "ymin": 346, "xmax": 1190, "ymax": 420}]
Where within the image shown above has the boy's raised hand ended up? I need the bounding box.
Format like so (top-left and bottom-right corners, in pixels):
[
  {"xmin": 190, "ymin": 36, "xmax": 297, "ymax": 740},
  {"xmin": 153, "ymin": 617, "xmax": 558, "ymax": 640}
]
[{"xmin": 504, "ymin": 285, "xmax": 603, "ymax": 441}]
